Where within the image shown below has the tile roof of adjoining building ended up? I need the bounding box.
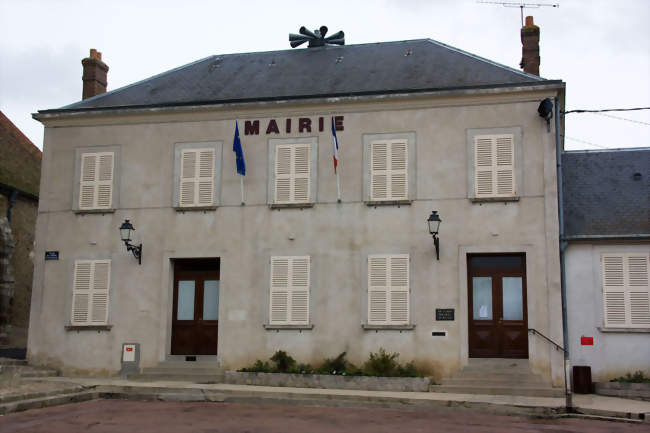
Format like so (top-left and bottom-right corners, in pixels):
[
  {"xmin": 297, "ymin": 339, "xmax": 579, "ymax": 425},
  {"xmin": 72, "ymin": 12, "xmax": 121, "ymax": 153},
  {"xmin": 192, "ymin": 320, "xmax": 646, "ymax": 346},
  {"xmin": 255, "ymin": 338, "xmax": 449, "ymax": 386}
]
[
  {"xmin": 0, "ymin": 111, "xmax": 41, "ymax": 197},
  {"xmin": 52, "ymin": 39, "xmax": 556, "ymax": 112},
  {"xmin": 562, "ymin": 148, "xmax": 650, "ymax": 238}
]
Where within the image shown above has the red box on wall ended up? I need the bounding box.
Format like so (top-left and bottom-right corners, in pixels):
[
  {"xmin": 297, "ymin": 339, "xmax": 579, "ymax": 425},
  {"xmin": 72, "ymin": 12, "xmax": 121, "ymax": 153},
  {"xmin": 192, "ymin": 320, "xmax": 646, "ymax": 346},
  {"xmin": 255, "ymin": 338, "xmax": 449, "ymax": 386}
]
[{"xmin": 581, "ymin": 336, "xmax": 594, "ymax": 345}]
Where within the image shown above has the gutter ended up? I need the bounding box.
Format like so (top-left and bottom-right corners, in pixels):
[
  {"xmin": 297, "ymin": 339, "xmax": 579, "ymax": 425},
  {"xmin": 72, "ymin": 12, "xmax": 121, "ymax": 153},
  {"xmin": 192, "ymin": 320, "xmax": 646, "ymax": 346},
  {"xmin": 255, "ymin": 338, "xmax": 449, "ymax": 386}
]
[
  {"xmin": 0, "ymin": 182, "xmax": 39, "ymax": 223},
  {"xmin": 33, "ymin": 81, "xmax": 566, "ymax": 121},
  {"xmin": 564, "ymin": 234, "xmax": 650, "ymax": 241}
]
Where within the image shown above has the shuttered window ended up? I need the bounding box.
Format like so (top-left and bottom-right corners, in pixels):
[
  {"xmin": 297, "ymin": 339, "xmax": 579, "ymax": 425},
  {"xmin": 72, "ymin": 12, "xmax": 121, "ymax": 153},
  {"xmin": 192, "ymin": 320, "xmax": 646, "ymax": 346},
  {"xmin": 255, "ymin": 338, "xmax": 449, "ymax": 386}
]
[
  {"xmin": 368, "ymin": 254, "xmax": 410, "ymax": 325},
  {"xmin": 370, "ymin": 140, "xmax": 408, "ymax": 201},
  {"xmin": 474, "ymin": 134, "xmax": 515, "ymax": 198},
  {"xmin": 179, "ymin": 148, "xmax": 215, "ymax": 207},
  {"xmin": 274, "ymin": 143, "xmax": 311, "ymax": 204},
  {"xmin": 269, "ymin": 256, "xmax": 310, "ymax": 325},
  {"xmin": 71, "ymin": 260, "xmax": 111, "ymax": 326},
  {"xmin": 602, "ymin": 253, "xmax": 650, "ymax": 328},
  {"xmin": 79, "ymin": 152, "xmax": 114, "ymax": 210}
]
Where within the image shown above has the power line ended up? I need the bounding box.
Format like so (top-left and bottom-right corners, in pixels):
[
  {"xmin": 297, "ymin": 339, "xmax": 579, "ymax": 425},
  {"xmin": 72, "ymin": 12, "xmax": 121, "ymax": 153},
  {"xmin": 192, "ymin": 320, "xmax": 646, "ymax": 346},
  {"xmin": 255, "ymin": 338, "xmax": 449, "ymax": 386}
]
[
  {"xmin": 561, "ymin": 135, "xmax": 608, "ymax": 149},
  {"xmin": 563, "ymin": 107, "xmax": 650, "ymax": 115},
  {"xmin": 592, "ymin": 112, "xmax": 650, "ymax": 126}
]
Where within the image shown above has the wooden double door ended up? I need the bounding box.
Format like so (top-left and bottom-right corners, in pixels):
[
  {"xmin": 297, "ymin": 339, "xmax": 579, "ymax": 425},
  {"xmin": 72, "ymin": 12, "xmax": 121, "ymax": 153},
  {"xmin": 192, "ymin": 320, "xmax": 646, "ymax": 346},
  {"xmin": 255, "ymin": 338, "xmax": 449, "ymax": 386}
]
[
  {"xmin": 468, "ymin": 254, "xmax": 528, "ymax": 358},
  {"xmin": 171, "ymin": 259, "xmax": 220, "ymax": 355}
]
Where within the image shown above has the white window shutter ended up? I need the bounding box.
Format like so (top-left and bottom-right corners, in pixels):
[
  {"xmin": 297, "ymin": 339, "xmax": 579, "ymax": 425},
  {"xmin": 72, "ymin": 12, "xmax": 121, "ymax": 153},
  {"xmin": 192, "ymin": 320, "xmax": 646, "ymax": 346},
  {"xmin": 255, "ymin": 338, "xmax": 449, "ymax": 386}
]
[
  {"xmin": 627, "ymin": 255, "xmax": 650, "ymax": 327},
  {"xmin": 91, "ymin": 261, "xmax": 110, "ymax": 324},
  {"xmin": 389, "ymin": 140, "xmax": 408, "ymax": 200},
  {"xmin": 179, "ymin": 149, "xmax": 214, "ymax": 207},
  {"xmin": 71, "ymin": 261, "xmax": 92, "ymax": 325},
  {"xmin": 289, "ymin": 257, "xmax": 310, "ymax": 325},
  {"xmin": 475, "ymin": 135, "xmax": 515, "ymax": 198},
  {"xmin": 389, "ymin": 255, "xmax": 410, "ymax": 325},
  {"xmin": 197, "ymin": 149, "xmax": 215, "ymax": 206},
  {"xmin": 274, "ymin": 144, "xmax": 310, "ymax": 204},
  {"xmin": 370, "ymin": 142, "xmax": 388, "ymax": 200},
  {"xmin": 602, "ymin": 255, "xmax": 627, "ymax": 327},
  {"xmin": 602, "ymin": 254, "xmax": 650, "ymax": 328},
  {"xmin": 269, "ymin": 256, "xmax": 310, "ymax": 325},
  {"xmin": 368, "ymin": 254, "xmax": 410, "ymax": 325},
  {"xmin": 71, "ymin": 260, "xmax": 110, "ymax": 326},
  {"xmin": 293, "ymin": 145, "xmax": 310, "ymax": 203},
  {"xmin": 79, "ymin": 152, "xmax": 114, "ymax": 210}
]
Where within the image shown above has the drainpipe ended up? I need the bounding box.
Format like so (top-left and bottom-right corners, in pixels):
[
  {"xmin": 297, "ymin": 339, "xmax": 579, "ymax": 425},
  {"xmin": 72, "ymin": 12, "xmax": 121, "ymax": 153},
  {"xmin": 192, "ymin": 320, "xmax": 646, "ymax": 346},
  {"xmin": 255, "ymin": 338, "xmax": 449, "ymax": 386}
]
[{"xmin": 555, "ymin": 96, "xmax": 572, "ymax": 411}]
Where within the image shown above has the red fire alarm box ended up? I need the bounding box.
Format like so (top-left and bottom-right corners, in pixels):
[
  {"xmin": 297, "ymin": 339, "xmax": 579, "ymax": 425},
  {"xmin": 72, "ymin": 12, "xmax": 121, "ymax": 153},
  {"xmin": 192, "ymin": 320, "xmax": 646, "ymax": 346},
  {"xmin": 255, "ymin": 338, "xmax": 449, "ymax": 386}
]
[{"xmin": 580, "ymin": 336, "xmax": 594, "ymax": 346}]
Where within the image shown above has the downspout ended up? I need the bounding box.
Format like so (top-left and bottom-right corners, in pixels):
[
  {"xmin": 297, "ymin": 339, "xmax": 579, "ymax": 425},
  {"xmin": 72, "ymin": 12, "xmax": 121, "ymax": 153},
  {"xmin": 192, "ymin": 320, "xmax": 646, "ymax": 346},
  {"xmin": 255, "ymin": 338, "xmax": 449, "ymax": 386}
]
[{"xmin": 555, "ymin": 96, "xmax": 572, "ymax": 411}]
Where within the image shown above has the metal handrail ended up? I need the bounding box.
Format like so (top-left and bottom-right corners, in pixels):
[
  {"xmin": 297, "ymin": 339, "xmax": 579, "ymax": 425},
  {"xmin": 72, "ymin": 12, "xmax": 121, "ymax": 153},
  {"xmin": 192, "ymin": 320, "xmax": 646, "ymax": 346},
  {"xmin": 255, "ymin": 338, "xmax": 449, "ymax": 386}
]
[{"xmin": 528, "ymin": 328, "xmax": 566, "ymax": 353}]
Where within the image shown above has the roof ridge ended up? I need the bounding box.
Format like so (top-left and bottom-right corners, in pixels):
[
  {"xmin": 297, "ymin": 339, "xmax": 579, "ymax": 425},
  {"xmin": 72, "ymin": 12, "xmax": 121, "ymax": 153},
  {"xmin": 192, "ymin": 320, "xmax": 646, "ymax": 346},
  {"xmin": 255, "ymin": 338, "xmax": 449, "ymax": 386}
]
[{"xmin": 424, "ymin": 38, "xmax": 545, "ymax": 81}]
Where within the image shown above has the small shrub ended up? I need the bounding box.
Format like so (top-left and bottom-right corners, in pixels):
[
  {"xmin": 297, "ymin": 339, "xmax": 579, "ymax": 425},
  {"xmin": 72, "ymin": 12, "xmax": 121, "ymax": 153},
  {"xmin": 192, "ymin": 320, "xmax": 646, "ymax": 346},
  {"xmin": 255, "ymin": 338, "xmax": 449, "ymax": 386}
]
[
  {"xmin": 397, "ymin": 361, "xmax": 419, "ymax": 378},
  {"xmin": 294, "ymin": 363, "xmax": 314, "ymax": 374},
  {"xmin": 239, "ymin": 360, "xmax": 272, "ymax": 373},
  {"xmin": 611, "ymin": 371, "xmax": 650, "ymax": 384},
  {"xmin": 270, "ymin": 350, "xmax": 296, "ymax": 373},
  {"xmin": 319, "ymin": 352, "xmax": 349, "ymax": 375},
  {"xmin": 364, "ymin": 348, "xmax": 399, "ymax": 376}
]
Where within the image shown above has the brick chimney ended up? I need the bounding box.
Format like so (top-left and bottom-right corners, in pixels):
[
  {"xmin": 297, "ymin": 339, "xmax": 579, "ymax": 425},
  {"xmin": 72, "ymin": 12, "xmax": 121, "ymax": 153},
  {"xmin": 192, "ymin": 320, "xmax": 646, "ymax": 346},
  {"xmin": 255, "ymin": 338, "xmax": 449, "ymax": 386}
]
[
  {"xmin": 81, "ymin": 49, "xmax": 109, "ymax": 100},
  {"xmin": 520, "ymin": 16, "xmax": 540, "ymax": 76}
]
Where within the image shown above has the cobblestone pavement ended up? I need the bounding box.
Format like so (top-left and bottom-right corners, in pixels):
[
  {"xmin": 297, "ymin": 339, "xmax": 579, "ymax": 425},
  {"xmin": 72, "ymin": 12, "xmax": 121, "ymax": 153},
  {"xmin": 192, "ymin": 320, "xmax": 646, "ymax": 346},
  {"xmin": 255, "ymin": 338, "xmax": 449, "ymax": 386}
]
[{"xmin": 0, "ymin": 400, "xmax": 647, "ymax": 433}]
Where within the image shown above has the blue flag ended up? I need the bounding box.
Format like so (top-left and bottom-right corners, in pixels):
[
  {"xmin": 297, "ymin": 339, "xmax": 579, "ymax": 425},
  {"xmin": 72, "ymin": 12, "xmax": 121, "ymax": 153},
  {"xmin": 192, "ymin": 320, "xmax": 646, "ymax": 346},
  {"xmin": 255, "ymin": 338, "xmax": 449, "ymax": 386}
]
[{"xmin": 233, "ymin": 121, "xmax": 246, "ymax": 176}]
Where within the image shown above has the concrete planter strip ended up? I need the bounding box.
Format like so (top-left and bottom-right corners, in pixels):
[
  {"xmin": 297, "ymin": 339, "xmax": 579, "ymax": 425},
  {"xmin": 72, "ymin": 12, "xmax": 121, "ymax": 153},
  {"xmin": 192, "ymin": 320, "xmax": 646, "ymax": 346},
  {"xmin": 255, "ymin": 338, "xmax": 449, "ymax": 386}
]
[
  {"xmin": 224, "ymin": 371, "xmax": 431, "ymax": 392},
  {"xmin": 594, "ymin": 382, "xmax": 650, "ymax": 401}
]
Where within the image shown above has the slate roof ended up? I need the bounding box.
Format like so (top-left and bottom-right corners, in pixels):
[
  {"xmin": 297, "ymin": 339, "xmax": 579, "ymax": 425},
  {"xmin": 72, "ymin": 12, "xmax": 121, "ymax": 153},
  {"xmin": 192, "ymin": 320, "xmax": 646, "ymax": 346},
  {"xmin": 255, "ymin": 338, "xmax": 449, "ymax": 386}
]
[
  {"xmin": 562, "ymin": 149, "xmax": 650, "ymax": 238},
  {"xmin": 0, "ymin": 111, "xmax": 41, "ymax": 197},
  {"xmin": 50, "ymin": 39, "xmax": 555, "ymax": 113}
]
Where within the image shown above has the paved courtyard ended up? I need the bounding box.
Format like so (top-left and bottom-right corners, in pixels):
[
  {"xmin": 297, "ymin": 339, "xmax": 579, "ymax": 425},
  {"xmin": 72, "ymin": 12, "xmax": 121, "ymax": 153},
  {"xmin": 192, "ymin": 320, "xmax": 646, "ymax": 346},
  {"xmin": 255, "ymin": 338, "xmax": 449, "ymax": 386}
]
[{"xmin": 0, "ymin": 400, "xmax": 646, "ymax": 433}]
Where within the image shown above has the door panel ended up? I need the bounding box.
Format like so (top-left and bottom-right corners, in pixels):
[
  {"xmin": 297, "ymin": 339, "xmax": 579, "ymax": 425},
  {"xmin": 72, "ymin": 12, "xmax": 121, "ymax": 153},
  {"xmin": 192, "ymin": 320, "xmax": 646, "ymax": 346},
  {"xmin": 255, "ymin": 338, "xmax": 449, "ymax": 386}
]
[
  {"xmin": 171, "ymin": 259, "xmax": 220, "ymax": 355},
  {"xmin": 468, "ymin": 254, "xmax": 528, "ymax": 358}
]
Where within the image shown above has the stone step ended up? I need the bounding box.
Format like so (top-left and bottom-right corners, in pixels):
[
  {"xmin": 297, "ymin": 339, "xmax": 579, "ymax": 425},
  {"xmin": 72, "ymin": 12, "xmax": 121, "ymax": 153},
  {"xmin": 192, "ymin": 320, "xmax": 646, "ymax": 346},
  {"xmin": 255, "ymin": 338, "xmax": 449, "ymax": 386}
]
[
  {"xmin": 141, "ymin": 367, "xmax": 224, "ymax": 375},
  {"xmin": 448, "ymin": 371, "xmax": 549, "ymax": 382},
  {"xmin": 0, "ymin": 365, "xmax": 59, "ymax": 377},
  {"xmin": 440, "ymin": 376, "xmax": 549, "ymax": 387},
  {"xmin": 429, "ymin": 384, "xmax": 564, "ymax": 398},
  {"xmin": 127, "ymin": 373, "xmax": 224, "ymax": 383}
]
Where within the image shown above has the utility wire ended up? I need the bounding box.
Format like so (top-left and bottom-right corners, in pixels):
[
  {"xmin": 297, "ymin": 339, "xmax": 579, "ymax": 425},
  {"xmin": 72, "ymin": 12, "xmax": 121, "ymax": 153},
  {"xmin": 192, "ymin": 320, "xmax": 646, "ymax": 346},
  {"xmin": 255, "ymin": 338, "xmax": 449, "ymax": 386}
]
[
  {"xmin": 563, "ymin": 107, "xmax": 650, "ymax": 115},
  {"xmin": 592, "ymin": 112, "xmax": 650, "ymax": 126},
  {"xmin": 561, "ymin": 135, "xmax": 608, "ymax": 149}
]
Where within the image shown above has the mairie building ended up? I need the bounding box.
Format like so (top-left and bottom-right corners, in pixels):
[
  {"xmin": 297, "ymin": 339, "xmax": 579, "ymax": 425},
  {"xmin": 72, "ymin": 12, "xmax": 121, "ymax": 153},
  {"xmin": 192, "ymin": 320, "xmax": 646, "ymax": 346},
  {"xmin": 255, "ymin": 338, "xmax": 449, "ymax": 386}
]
[{"xmin": 28, "ymin": 25, "xmax": 567, "ymax": 387}]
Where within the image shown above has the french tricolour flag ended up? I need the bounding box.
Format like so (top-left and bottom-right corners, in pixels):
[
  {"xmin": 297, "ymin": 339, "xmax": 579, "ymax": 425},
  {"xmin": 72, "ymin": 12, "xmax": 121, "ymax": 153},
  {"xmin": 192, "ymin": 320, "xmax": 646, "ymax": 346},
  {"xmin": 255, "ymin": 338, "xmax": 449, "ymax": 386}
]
[{"xmin": 331, "ymin": 117, "xmax": 339, "ymax": 174}]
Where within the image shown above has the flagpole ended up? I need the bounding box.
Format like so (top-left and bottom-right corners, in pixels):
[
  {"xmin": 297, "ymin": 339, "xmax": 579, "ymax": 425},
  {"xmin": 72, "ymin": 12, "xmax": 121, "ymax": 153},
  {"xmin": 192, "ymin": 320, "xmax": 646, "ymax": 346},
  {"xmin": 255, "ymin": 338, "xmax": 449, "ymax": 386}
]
[
  {"xmin": 336, "ymin": 171, "xmax": 341, "ymax": 203},
  {"xmin": 240, "ymin": 175, "xmax": 245, "ymax": 205}
]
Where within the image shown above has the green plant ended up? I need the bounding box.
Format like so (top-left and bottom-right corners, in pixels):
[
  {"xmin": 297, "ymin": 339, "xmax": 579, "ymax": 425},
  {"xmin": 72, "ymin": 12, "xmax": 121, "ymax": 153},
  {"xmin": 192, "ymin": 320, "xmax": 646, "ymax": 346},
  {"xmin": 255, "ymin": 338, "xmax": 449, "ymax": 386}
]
[
  {"xmin": 363, "ymin": 348, "xmax": 400, "ymax": 376},
  {"xmin": 611, "ymin": 371, "xmax": 650, "ymax": 384},
  {"xmin": 319, "ymin": 352, "xmax": 349, "ymax": 374},
  {"xmin": 294, "ymin": 363, "xmax": 314, "ymax": 374},
  {"xmin": 397, "ymin": 361, "xmax": 419, "ymax": 378},
  {"xmin": 239, "ymin": 360, "xmax": 272, "ymax": 373},
  {"xmin": 270, "ymin": 350, "xmax": 296, "ymax": 373}
]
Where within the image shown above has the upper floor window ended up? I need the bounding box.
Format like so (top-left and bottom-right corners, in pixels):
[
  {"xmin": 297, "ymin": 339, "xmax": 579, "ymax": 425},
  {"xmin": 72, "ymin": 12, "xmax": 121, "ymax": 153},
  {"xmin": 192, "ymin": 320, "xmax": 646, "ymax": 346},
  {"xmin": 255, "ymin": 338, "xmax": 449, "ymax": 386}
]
[
  {"xmin": 79, "ymin": 152, "xmax": 114, "ymax": 210},
  {"xmin": 268, "ymin": 137, "xmax": 317, "ymax": 207},
  {"xmin": 363, "ymin": 132, "xmax": 415, "ymax": 205},
  {"xmin": 467, "ymin": 127, "xmax": 522, "ymax": 202},
  {"xmin": 173, "ymin": 141, "xmax": 222, "ymax": 209}
]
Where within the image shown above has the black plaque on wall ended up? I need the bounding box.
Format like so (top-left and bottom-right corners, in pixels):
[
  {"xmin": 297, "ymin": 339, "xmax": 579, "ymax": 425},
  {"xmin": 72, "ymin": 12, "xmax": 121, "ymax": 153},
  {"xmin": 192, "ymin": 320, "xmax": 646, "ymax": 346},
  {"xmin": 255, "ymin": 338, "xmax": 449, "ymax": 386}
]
[
  {"xmin": 435, "ymin": 308, "xmax": 454, "ymax": 321},
  {"xmin": 45, "ymin": 251, "xmax": 59, "ymax": 260}
]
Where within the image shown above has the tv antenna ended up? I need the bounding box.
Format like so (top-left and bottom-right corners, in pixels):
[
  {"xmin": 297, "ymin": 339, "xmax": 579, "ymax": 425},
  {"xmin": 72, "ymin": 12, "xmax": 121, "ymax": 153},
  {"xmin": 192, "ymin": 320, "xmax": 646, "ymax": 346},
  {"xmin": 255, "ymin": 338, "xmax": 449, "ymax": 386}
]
[{"xmin": 478, "ymin": 1, "xmax": 559, "ymax": 26}]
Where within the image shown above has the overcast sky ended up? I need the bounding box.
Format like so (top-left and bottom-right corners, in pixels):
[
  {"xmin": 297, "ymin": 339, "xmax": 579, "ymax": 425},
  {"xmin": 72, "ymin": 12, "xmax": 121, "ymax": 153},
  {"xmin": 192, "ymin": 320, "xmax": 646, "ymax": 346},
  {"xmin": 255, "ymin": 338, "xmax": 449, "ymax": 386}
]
[{"xmin": 1, "ymin": 0, "xmax": 648, "ymax": 151}]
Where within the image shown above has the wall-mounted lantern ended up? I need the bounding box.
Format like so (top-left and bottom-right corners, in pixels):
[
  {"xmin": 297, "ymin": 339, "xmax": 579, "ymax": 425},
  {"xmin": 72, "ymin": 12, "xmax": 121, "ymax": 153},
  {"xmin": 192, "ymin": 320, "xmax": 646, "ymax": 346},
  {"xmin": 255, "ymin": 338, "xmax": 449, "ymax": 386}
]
[
  {"xmin": 538, "ymin": 98, "xmax": 553, "ymax": 132},
  {"xmin": 427, "ymin": 211, "xmax": 442, "ymax": 261},
  {"xmin": 119, "ymin": 219, "xmax": 142, "ymax": 265}
]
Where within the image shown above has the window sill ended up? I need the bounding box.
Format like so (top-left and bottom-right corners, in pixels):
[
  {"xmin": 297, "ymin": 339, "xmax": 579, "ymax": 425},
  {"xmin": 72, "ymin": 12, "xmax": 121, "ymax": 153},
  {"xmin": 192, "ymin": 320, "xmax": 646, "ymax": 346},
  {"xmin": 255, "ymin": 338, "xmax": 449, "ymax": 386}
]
[
  {"xmin": 263, "ymin": 324, "xmax": 314, "ymax": 331},
  {"xmin": 597, "ymin": 327, "xmax": 650, "ymax": 333},
  {"xmin": 174, "ymin": 206, "xmax": 217, "ymax": 212},
  {"xmin": 365, "ymin": 200, "xmax": 412, "ymax": 207},
  {"xmin": 74, "ymin": 209, "xmax": 115, "ymax": 215},
  {"xmin": 361, "ymin": 324, "xmax": 415, "ymax": 331},
  {"xmin": 269, "ymin": 203, "xmax": 314, "ymax": 209},
  {"xmin": 65, "ymin": 325, "xmax": 112, "ymax": 332},
  {"xmin": 470, "ymin": 196, "xmax": 519, "ymax": 204}
]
